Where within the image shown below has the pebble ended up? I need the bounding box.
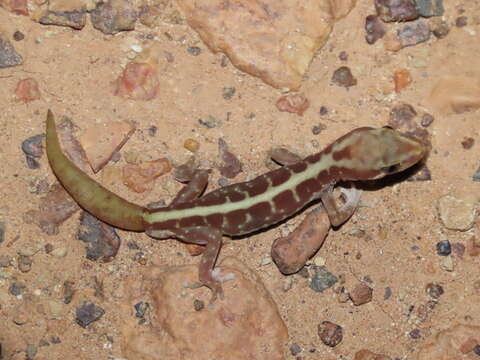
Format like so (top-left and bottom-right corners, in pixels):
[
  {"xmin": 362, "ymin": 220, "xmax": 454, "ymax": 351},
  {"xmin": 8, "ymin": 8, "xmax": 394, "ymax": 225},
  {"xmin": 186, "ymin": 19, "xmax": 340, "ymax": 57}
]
[
  {"xmin": 473, "ymin": 166, "xmax": 480, "ymax": 182},
  {"xmin": 0, "ymin": 35, "xmax": 23, "ymax": 68},
  {"xmin": 420, "ymin": 113, "xmax": 434, "ymax": 127},
  {"xmin": 12, "ymin": 308, "xmax": 29, "ymax": 325},
  {"xmin": 319, "ymin": 106, "xmax": 329, "ymax": 116},
  {"xmin": 9, "ymin": 282, "xmax": 26, "ymax": 296},
  {"xmin": 375, "ymin": 0, "xmax": 419, "ymax": 22},
  {"xmin": 452, "ymin": 242, "xmax": 465, "ymax": 258},
  {"xmin": 75, "ymin": 302, "xmax": 106, "ymax": 328},
  {"xmin": 436, "ymin": 240, "xmax": 451, "ymax": 256},
  {"xmin": 187, "ymin": 46, "xmax": 201, "ymax": 56},
  {"xmin": 184, "ymin": 138, "xmax": 200, "ymax": 153},
  {"xmin": 425, "ymin": 282, "xmax": 444, "ymax": 299},
  {"xmin": 275, "ymin": 93, "xmax": 310, "ymax": 116},
  {"xmin": 0, "ymin": 255, "xmax": 11, "ymax": 267},
  {"xmin": 193, "ymin": 299, "xmax": 204, "ymax": 311},
  {"xmin": 416, "ymin": 0, "xmax": 444, "ymax": 17},
  {"xmin": 90, "ymin": 0, "xmax": 137, "ymax": 35},
  {"xmin": 21, "ymin": 134, "xmax": 45, "ymax": 170},
  {"xmin": 290, "ymin": 343, "xmax": 302, "ymax": 355},
  {"xmin": 134, "ymin": 301, "xmax": 150, "ymax": 318},
  {"xmin": 48, "ymin": 300, "xmax": 64, "ymax": 319},
  {"xmin": 461, "ymin": 137, "xmax": 475, "ymax": 150},
  {"xmin": 17, "ymin": 255, "xmax": 32, "ymax": 273},
  {"xmin": 393, "ymin": 68, "xmax": 412, "ymax": 93},
  {"xmin": 455, "ymin": 16, "xmax": 468, "ymax": 28},
  {"xmin": 26, "ymin": 344, "xmax": 37, "ymax": 360},
  {"xmin": 473, "ymin": 345, "xmax": 480, "ymax": 355},
  {"xmin": 309, "ymin": 266, "xmax": 338, "ymax": 292},
  {"xmin": 331, "ymin": 66, "xmax": 357, "ymax": 88},
  {"xmin": 409, "ymin": 328, "xmax": 421, "ymax": 339},
  {"xmin": 431, "ymin": 18, "xmax": 450, "ymax": 39},
  {"xmin": 318, "ymin": 321, "xmax": 343, "ymax": 347},
  {"xmin": 437, "ymin": 194, "xmax": 478, "ymax": 231},
  {"xmin": 0, "ymin": 222, "xmax": 4, "ymax": 244},
  {"xmin": 440, "ymin": 255, "xmax": 454, "ymax": 272},
  {"xmin": 384, "ymin": 287, "xmax": 392, "ymax": 300},
  {"xmin": 365, "ymin": 15, "xmax": 385, "ymax": 44},
  {"xmin": 349, "ymin": 282, "xmax": 373, "ymax": 306},
  {"xmin": 13, "ymin": 31, "xmax": 24, "ymax": 41},
  {"xmin": 397, "ymin": 20, "xmax": 430, "ymax": 48},
  {"xmin": 50, "ymin": 247, "xmax": 68, "ymax": 257},
  {"xmin": 222, "ymin": 86, "xmax": 236, "ymax": 100},
  {"xmin": 389, "ymin": 103, "xmax": 417, "ymax": 128}
]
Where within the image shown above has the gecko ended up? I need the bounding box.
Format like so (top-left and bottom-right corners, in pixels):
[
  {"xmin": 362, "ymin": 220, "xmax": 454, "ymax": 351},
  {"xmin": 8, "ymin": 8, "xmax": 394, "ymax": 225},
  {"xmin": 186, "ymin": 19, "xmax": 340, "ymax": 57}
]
[{"xmin": 45, "ymin": 109, "xmax": 427, "ymax": 301}]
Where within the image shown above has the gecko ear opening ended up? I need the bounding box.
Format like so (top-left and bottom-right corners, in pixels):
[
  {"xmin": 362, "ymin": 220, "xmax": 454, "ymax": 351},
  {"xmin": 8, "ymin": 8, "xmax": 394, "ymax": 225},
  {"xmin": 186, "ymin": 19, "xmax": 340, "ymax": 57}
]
[{"xmin": 380, "ymin": 163, "xmax": 401, "ymax": 174}]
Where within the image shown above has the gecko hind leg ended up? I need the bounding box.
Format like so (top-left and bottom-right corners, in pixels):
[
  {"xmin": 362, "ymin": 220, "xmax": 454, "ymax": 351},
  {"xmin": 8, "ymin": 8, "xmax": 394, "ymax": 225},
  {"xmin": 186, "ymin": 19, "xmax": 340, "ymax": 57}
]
[
  {"xmin": 170, "ymin": 226, "xmax": 224, "ymax": 303},
  {"xmin": 170, "ymin": 169, "xmax": 210, "ymax": 206}
]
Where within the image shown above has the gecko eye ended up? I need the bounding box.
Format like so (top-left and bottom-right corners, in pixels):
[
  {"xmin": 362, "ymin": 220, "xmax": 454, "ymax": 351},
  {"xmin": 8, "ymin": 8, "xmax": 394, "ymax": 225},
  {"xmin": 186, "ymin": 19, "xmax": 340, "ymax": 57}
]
[{"xmin": 380, "ymin": 163, "xmax": 401, "ymax": 174}]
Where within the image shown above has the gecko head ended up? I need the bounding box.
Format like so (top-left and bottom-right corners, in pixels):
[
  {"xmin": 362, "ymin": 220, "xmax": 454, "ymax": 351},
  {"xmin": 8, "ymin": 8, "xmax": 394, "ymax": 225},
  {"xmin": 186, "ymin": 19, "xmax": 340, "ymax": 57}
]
[{"xmin": 332, "ymin": 126, "xmax": 429, "ymax": 180}]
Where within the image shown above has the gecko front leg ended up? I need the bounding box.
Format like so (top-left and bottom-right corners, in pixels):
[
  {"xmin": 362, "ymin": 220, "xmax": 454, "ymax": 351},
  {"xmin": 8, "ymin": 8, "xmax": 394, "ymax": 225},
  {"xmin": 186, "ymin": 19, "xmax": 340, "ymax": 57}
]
[{"xmin": 321, "ymin": 185, "xmax": 362, "ymax": 227}]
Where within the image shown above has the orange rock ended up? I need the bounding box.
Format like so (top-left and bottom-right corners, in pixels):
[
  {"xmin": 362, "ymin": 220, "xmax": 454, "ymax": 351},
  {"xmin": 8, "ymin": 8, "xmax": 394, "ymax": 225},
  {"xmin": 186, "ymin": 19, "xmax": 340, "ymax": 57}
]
[
  {"xmin": 122, "ymin": 158, "xmax": 172, "ymax": 193},
  {"xmin": 0, "ymin": 0, "xmax": 28, "ymax": 15},
  {"xmin": 393, "ymin": 69, "xmax": 412, "ymax": 93},
  {"xmin": 354, "ymin": 349, "xmax": 391, "ymax": 360},
  {"xmin": 15, "ymin": 78, "xmax": 41, "ymax": 103},
  {"xmin": 276, "ymin": 93, "xmax": 310, "ymax": 116},
  {"xmin": 176, "ymin": 0, "xmax": 356, "ymax": 90},
  {"xmin": 120, "ymin": 257, "xmax": 288, "ymax": 360},
  {"xmin": 114, "ymin": 62, "xmax": 159, "ymax": 100}
]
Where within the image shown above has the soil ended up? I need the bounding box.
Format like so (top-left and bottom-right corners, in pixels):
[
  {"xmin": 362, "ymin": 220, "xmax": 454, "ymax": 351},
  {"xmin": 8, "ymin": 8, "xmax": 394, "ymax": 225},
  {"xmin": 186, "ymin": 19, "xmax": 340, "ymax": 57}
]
[{"xmin": 0, "ymin": 1, "xmax": 479, "ymax": 359}]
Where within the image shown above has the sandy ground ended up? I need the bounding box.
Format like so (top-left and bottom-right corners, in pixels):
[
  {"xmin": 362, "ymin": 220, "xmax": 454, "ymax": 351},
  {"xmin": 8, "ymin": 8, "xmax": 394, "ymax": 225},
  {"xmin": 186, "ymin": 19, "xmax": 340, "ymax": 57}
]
[{"xmin": 0, "ymin": 0, "xmax": 479, "ymax": 359}]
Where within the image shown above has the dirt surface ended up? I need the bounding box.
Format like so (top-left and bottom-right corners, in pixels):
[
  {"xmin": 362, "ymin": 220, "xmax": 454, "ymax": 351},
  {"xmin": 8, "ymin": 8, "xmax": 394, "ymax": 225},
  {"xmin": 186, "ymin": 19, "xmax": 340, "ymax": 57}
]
[{"xmin": 1, "ymin": 1, "xmax": 480, "ymax": 359}]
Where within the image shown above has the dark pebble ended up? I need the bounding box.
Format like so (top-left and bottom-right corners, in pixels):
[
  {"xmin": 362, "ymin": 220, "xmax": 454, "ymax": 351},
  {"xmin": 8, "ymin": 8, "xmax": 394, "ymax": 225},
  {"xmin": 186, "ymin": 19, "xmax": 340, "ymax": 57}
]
[
  {"xmin": 148, "ymin": 125, "xmax": 157, "ymax": 137},
  {"xmin": 461, "ymin": 137, "xmax": 475, "ymax": 150},
  {"xmin": 365, "ymin": 14, "xmax": 386, "ymax": 44},
  {"xmin": 452, "ymin": 242, "xmax": 465, "ymax": 258},
  {"xmin": 50, "ymin": 336, "xmax": 61, "ymax": 344},
  {"xmin": 26, "ymin": 344, "xmax": 37, "ymax": 360},
  {"xmin": 416, "ymin": 0, "xmax": 444, "ymax": 17},
  {"xmin": 397, "ymin": 20, "xmax": 430, "ymax": 48},
  {"xmin": 407, "ymin": 165, "xmax": 432, "ymax": 182},
  {"xmin": 222, "ymin": 86, "xmax": 236, "ymax": 100},
  {"xmin": 375, "ymin": 0, "xmax": 419, "ymax": 22},
  {"xmin": 13, "ymin": 31, "xmax": 24, "ymax": 41},
  {"xmin": 90, "ymin": 0, "xmax": 137, "ymax": 35},
  {"xmin": 311, "ymin": 124, "xmax": 326, "ymax": 135},
  {"xmin": 63, "ymin": 280, "xmax": 76, "ymax": 304},
  {"xmin": 127, "ymin": 241, "xmax": 140, "ymax": 250},
  {"xmin": 9, "ymin": 282, "xmax": 26, "ymax": 296},
  {"xmin": 455, "ymin": 16, "xmax": 468, "ymax": 27},
  {"xmin": 310, "ymin": 266, "xmax": 338, "ymax": 292},
  {"xmin": 338, "ymin": 51, "xmax": 348, "ymax": 61},
  {"xmin": 436, "ymin": 240, "xmax": 451, "ymax": 256},
  {"xmin": 473, "ymin": 345, "xmax": 480, "ymax": 355},
  {"xmin": 198, "ymin": 115, "xmax": 221, "ymax": 129},
  {"xmin": 290, "ymin": 343, "xmax": 302, "ymax": 355},
  {"xmin": 409, "ymin": 328, "xmax": 421, "ymax": 339},
  {"xmin": 0, "ymin": 221, "xmax": 4, "ymax": 244},
  {"xmin": 21, "ymin": 134, "xmax": 45, "ymax": 169},
  {"xmin": 331, "ymin": 66, "xmax": 357, "ymax": 88},
  {"xmin": 389, "ymin": 103, "xmax": 417, "ymax": 128},
  {"xmin": 18, "ymin": 254, "xmax": 32, "ymax": 273},
  {"xmin": 432, "ymin": 20, "xmax": 450, "ymax": 39},
  {"xmin": 384, "ymin": 287, "xmax": 392, "ymax": 300},
  {"xmin": 425, "ymin": 282, "xmax": 444, "ymax": 299},
  {"xmin": 75, "ymin": 302, "xmax": 105, "ymax": 328},
  {"xmin": 193, "ymin": 299, "xmax": 204, "ymax": 311},
  {"xmin": 420, "ymin": 113, "xmax": 434, "ymax": 127},
  {"xmin": 187, "ymin": 46, "xmax": 201, "ymax": 56},
  {"xmin": 319, "ymin": 106, "xmax": 329, "ymax": 116},
  {"xmin": 318, "ymin": 321, "xmax": 343, "ymax": 347},
  {"xmin": 473, "ymin": 165, "xmax": 480, "ymax": 182},
  {"xmin": 134, "ymin": 301, "xmax": 149, "ymax": 318},
  {"xmin": 0, "ymin": 36, "xmax": 23, "ymax": 68}
]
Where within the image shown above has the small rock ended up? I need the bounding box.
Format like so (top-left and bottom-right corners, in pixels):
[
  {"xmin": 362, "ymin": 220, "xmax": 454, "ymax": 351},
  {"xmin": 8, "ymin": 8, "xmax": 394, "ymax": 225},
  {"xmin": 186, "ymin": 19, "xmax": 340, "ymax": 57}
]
[
  {"xmin": 26, "ymin": 344, "xmax": 37, "ymax": 360},
  {"xmin": 48, "ymin": 300, "xmax": 65, "ymax": 319},
  {"xmin": 198, "ymin": 115, "xmax": 222, "ymax": 129},
  {"xmin": 187, "ymin": 46, "xmax": 201, "ymax": 56},
  {"xmin": 15, "ymin": 78, "xmax": 41, "ymax": 103},
  {"xmin": 63, "ymin": 281, "xmax": 75, "ymax": 304},
  {"xmin": 0, "ymin": 222, "xmax": 4, "ymax": 244},
  {"xmin": 349, "ymin": 282, "xmax": 373, "ymax": 306},
  {"xmin": 50, "ymin": 247, "xmax": 68, "ymax": 257},
  {"xmin": 9, "ymin": 282, "xmax": 26, "ymax": 296},
  {"xmin": 319, "ymin": 106, "xmax": 329, "ymax": 116},
  {"xmin": 354, "ymin": 349, "xmax": 392, "ymax": 360},
  {"xmin": 459, "ymin": 338, "xmax": 478, "ymax": 354},
  {"xmin": 13, "ymin": 30, "xmax": 24, "ymax": 41},
  {"xmin": 397, "ymin": 19, "xmax": 430, "ymax": 48},
  {"xmin": 331, "ymin": 66, "xmax": 357, "ymax": 88},
  {"xmin": 39, "ymin": 10, "xmax": 87, "ymax": 30},
  {"xmin": 0, "ymin": 35, "xmax": 23, "ymax": 68},
  {"xmin": 393, "ymin": 68, "xmax": 412, "ymax": 93},
  {"xmin": 193, "ymin": 299, "xmax": 204, "ymax": 311},
  {"xmin": 290, "ymin": 343, "xmax": 302, "ymax": 356},
  {"xmin": 467, "ymin": 237, "xmax": 480, "ymax": 257},
  {"xmin": 113, "ymin": 62, "xmax": 159, "ymax": 101},
  {"xmin": 75, "ymin": 302, "xmax": 105, "ymax": 328},
  {"xmin": 388, "ymin": 103, "xmax": 417, "ymax": 129},
  {"xmin": 0, "ymin": 255, "xmax": 11, "ymax": 267},
  {"xmin": 473, "ymin": 166, "xmax": 480, "ymax": 182},
  {"xmin": 420, "ymin": 113, "xmax": 434, "ymax": 127},
  {"xmin": 425, "ymin": 282, "xmax": 444, "ymax": 299},
  {"xmin": 318, "ymin": 321, "xmax": 343, "ymax": 347},
  {"xmin": 123, "ymin": 158, "xmax": 172, "ymax": 193},
  {"xmin": 437, "ymin": 194, "xmax": 478, "ymax": 231},
  {"xmin": 440, "ymin": 255, "xmax": 454, "ymax": 272},
  {"xmin": 375, "ymin": 0, "xmax": 419, "ymax": 22},
  {"xmin": 452, "ymin": 242, "xmax": 465, "ymax": 258},
  {"xmin": 461, "ymin": 137, "xmax": 475, "ymax": 150},
  {"xmin": 384, "ymin": 287, "xmax": 392, "ymax": 300},
  {"xmin": 276, "ymin": 93, "xmax": 310, "ymax": 116},
  {"xmin": 17, "ymin": 255, "xmax": 32, "ymax": 273},
  {"xmin": 12, "ymin": 307, "xmax": 30, "ymax": 325},
  {"xmin": 473, "ymin": 345, "xmax": 480, "ymax": 355},
  {"xmin": 183, "ymin": 138, "xmax": 200, "ymax": 153},
  {"xmin": 147, "ymin": 125, "xmax": 157, "ymax": 137},
  {"xmin": 77, "ymin": 212, "xmax": 122, "ymax": 262},
  {"xmin": 21, "ymin": 134, "xmax": 45, "ymax": 169},
  {"xmin": 309, "ymin": 266, "xmax": 338, "ymax": 292},
  {"xmin": 90, "ymin": 0, "xmax": 137, "ymax": 35},
  {"xmin": 409, "ymin": 328, "xmax": 422, "ymax": 339},
  {"xmin": 431, "ymin": 18, "xmax": 450, "ymax": 38},
  {"xmin": 222, "ymin": 86, "xmax": 236, "ymax": 100},
  {"xmin": 416, "ymin": 0, "xmax": 444, "ymax": 17},
  {"xmin": 338, "ymin": 51, "xmax": 348, "ymax": 61},
  {"xmin": 365, "ymin": 15, "xmax": 385, "ymax": 44},
  {"xmin": 407, "ymin": 165, "xmax": 432, "ymax": 182},
  {"xmin": 134, "ymin": 301, "xmax": 150, "ymax": 318},
  {"xmin": 436, "ymin": 240, "xmax": 451, "ymax": 256},
  {"xmin": 455, "ymin": 16, "xmax": 468, "ymax": 28}
]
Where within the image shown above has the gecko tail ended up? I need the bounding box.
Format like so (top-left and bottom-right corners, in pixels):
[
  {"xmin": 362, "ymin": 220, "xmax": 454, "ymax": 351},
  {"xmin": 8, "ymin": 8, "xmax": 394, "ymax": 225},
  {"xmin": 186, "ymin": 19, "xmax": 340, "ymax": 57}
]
[{"xmin": 46, "ymin": 109, "xmax": 146, "ymax": 231}]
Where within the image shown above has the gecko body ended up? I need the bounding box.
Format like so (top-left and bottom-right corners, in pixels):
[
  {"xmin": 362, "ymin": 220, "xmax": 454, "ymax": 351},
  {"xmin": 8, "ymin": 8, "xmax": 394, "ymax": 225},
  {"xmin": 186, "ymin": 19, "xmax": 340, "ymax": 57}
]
[{"xmin": 46, "ymin": 110, "xmax": 427, "ymax": 300}]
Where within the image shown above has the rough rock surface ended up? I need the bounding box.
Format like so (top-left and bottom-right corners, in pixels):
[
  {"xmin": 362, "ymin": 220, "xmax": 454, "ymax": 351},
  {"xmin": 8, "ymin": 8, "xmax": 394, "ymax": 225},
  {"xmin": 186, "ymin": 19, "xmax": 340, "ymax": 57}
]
[
  {"xmin": 175, "ymin": 0, "xmax": 356, "ymax": 90},
  {"xmin": 120, "ymin": 257, "xmax": 288, "ymax": 360}
]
